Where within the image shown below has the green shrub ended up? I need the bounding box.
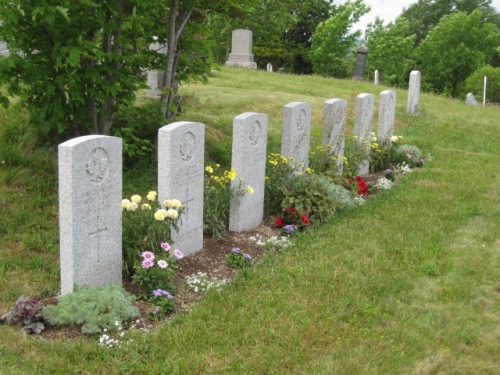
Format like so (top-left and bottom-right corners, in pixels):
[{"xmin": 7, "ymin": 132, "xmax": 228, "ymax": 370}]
[
  {"xmin": 392, "ymin": 144, "xmax": 423, "ymax": 167},
  {"xmin": 264, "ymin": 153, "xmax": 297, "ymax": 215},
  {"xmin": 463, "ymin": 65, "xmax": 500, "ymax": 103},
  {"xmin": 43, "ymin": 284, "xmax": 139, "ymax": 335}
]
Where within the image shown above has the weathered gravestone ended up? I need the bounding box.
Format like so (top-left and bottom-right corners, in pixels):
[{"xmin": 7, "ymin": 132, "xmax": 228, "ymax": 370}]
[
  {"xmin": 225, "ymin": 29, "xmax": 257, "ymax": 69},
  {"xmin": 374, "ymin": 70, "xmax": 379, "ymax": 85},
  {"xmin": 353, "ymin": 93, "xmax": 374, "ymax": 175},
  {"xmin": 267, "ymin": 63, "xmax": 273, "ymax": 72},
  {"xmin": 407, "ymin": 70, "xmax": 421, "ymax": 114},
  {"xmin": 0, "ymin": 41, "xmax": 9, "ymax": 56},
  {"xmin": 58, "ymin": 135, "xmax": 122, "ymax": 295},
  {"xmin": 353, "ymin": 44, "xmax": 369, "ymax": 80},
  {"xmin": 281, "ymin": 102, "xmax": 312, "ymax": 173},
  {"xmin": 465, "ymin": 93, "xmax": 478, "ymax": 106},
  {"xmin": 322, "ymin": 98, "xmax": 348, "ymax": 175},
  {"xmin": 229, "ymin": 112, "xmax": 268, "ymax": 232},
  {"xmin": 377, "ymin": 90, "xmax": 397, "ymax": 142},
  {"xmin": 147, "ymin": 42, "xmax": 168, "ymax": 96},
  {"xmin": 158, "ymin": 122, "xmax": 205, "ymax": 256}
]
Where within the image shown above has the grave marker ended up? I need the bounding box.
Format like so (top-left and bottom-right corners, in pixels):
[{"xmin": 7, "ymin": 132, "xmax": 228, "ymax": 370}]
[
  {"xmin": 58, "ymin": 135, "xmax": 122, "ymax": 295},
  {"xmin": 158, "ymin": 121, "xmax": 205, "ymax": 256},
  {"xmin": 377, "ymin": 90, "xmax": 396, "ymax": 142},
  {"xmin": 229, "ymin": 112, "xmax": 268, "ymax": 232},
  {"xmin": 353, "ymin": 93, "xmax": 374, "ymax": 175},
  {"xmin": 225, "ymin": 29, "xmax": 257, "ymax": 69},
  {"xmin": 407, "ymin": 70, "xmax": 421, "ymax": 114},
  {"xmin": 281, "ymin": 102, "xmax": 312, "ymax": 173},
  {"xmin": 322, "ymin": 99, "xmax": 348, "ymax": 174}
]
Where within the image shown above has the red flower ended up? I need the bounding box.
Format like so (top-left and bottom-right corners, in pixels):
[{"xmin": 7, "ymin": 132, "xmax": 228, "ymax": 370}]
[
  {"xmin": 355, "ymin": 176, "xmax": 369, "ymax": 195},
  {"xmin": 301, "ymin": 215, "xmax": 310, "ymax": 225},
  {"xmin": 347, "ymin": 178, "xmax": 353, "ymax": 184},
  {"xmin": 276, "ymin": 217, "xmax": 284, "ymax": 228},
  {"xmin": 285, "ymin": 207, "xmax": 298, "ymax": 215}
]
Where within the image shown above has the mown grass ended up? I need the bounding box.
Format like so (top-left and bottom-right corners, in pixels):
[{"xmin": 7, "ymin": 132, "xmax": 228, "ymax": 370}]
[{"xmin": 0, "ymin": 67, "xmax": 499, "ymax": 374}]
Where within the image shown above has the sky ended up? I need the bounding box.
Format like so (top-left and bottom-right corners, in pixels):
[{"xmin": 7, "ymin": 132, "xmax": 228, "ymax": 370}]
[{"xmin": 338, "ymin": 0, "xmax": 500, "ymax": 31}]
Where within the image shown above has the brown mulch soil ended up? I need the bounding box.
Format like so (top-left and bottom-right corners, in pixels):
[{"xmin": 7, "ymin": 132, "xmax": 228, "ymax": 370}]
[{"xmin": 37, "ymin": 216, "xmax": 281, "ymax": 340}]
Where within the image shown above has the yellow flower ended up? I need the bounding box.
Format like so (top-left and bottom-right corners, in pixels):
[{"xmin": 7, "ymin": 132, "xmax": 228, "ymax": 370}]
[
  {"xmin": 205, "ymin": 166, "xmax": 214, "ymax": 174},
  {"xmin": 146, "ymin": 191, "xmax": 157, "ymax": 201},
  {"xmin": 306, "ymin": 168, "xmax": 314, "ymax": 174},
  {"xmin": 371, "ymin": 132, "xmax": 376, "ymax": 137},
  {"xmin": 121, "ymin": 199, "xmax": 131, "ymax": 209},
  {"xmin": 265, "ymin": 176, "xmax": 270, "ymax": 180},
  {"xmin": 390, "ymin": 135, "xmax": 399, "ymax": 142},
  {"xmin": 131, "ymin": 195, "xmax": 142, "ymax": 204},
  {"xmin": 141, "ymin": 203, "xmax": 151, "ymax": 210},
  {"xmin": 127, "ymin": 202, "xmax": 138, "ymax": 212},
  {"xmin": 224, "ymin": 169, "xmax": 236, "ymax": 181},
  {"xmin": 163, "ymin": 199, "xmax": 174, "ymax": 208},
  {"xmin": 165, "ymin": 209, "xmax": 179, "ymax": 219},
  {"xmin": 372, "ymin": 136, "xmax": 377, "ymax": 142},
  {"xmin": 171, "ymin": 199, "xmax": 182, "ymax": 209},
  {"xmin": 216, "ymin": 163, "xmax": 220, "ymax": 167},
  {"xmin": 247, "ymin": 185, "xmax": 254, "ymax": 194},
  {"xmin": 269, "ymin": 160, "xmax": 278, "ymax": 165},
  {"xmin": 154, "ymin": 210, "xmax": 165, "ymax": 221}
]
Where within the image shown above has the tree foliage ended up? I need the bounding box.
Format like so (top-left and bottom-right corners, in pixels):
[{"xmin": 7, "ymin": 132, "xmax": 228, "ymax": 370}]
[
  {"xmin": 414, "ymin": 10, "xmax": 500, "ymax": 97},
  {"xmin": 365, "ymin": 17, "xmax": 416, "ymax": 86},
  {"xmin": 0, "ymin": 0, "xmax": 154, "ymax": 138},
  {"xmin": 310, "ymin": 0, "xmax": 370, "ymax": 78},
  {"xmin": 463, "ymin": 65, "xmax": 500, "ymax": 103},
  {"xmin": 400, "ymin": 0, "xmax": 500, "ymax": 45}
]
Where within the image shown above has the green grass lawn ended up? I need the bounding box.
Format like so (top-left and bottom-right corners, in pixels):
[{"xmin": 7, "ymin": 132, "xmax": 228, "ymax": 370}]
[{"xmin": 0, "ymin": 67, "xmax": 499, "ymax": 374}]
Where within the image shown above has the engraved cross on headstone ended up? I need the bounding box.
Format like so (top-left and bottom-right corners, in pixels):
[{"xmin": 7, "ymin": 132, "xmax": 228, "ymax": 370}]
[
  {"xmin": 88, "ymin": 194, "xmax": 108, "ymax": 264},
  {"xmin": 181, "ymin": 187, "xmax": 195, "ymax": 226}
]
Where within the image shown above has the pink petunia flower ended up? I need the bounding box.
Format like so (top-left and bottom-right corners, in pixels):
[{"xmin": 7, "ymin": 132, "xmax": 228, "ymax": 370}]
[
  {"xmin": 141, "ymin": 259, "xmax": 154, "ymax": 269},
  {"xmin": 157, "ymin": 260, "xmax": 168, "ymax": 269},
  {"xmin": 160, "ymin": 242, "xmax": 171, "ymax": 252},
  {"xmin": 173, "ymin": 249, "xmax": 184, "ymax": 259},
  {"xmin": 141, "ymin": 251, "xmax": 155, "ymax": 260}
]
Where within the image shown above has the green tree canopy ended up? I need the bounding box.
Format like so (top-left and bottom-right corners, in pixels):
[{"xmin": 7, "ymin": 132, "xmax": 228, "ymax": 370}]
[
  {"xmin": 0, "ymin": 0, "xmax": 155, "ymax": 138},
  {"xmin": 365, "ymin": 17, "xmax": 416, "ymax": 87},
  {"xmin": 400, "ymin": 0, "xmax": 500, "ymax": 45},
  {"xmin": 310, "ymin": 0, "xmax": 370, "ymax": 78},
  {"xmin": 414, "ymin": 9, "xmax": 500, "ymax": 97}
]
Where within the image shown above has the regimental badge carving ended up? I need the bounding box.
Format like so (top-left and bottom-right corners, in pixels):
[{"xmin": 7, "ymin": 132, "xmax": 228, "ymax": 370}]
[
  {"xmin": 179, "ymin": 132, "xmax": 196, "ymax": 161},
  {"xmin": 387, "ymin": 94, "xmax": 394, "ymax": 111},
  {"xmin": 249, "ymin": 121, "xmax": 262, "ymax": 146},
  {"xmin": 297, "ymin": 109, "xmax": 307, "ymax": 132},
  {"xmin": 334, "ymin": 105, "xmax": 346, "ymax": 126},
  {"xmin": 86, "ymin": 148, "xmax": 110, "ymax": 184}
]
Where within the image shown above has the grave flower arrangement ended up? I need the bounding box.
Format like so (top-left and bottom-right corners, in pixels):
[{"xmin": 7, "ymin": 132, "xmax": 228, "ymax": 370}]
[
  {"xmin": 122, "ymin": 191, "xmax": 184, "ymax": 276},
  {"xmin": 275, "ymin": 207, "xmax": 310, "ymax": 236},
  {"xmin": 131, "ymin": 241, "xmax": 184, "ymax": 318},
  {"xmin": 203, "ymin": 164, "xmax": 251, "ymax": 238},
  {"xmin": 226, "ymin": 247, "xmax": 253, "ymax": 269}
]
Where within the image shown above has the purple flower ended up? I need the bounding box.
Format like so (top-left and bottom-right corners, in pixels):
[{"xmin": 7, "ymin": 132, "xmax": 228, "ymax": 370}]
[
  {"xmin": 141, "ymin": 259, "xmax": 154, "ymax": 269},
  {"xmin": 173, "ymin": 249, "xmax": 184, "ymax": 259},
  {"xmin": 141, "ymin": 251, "xmax": 155, "ymax": 260},
  {"xmin": 152, "ymin": 289, "xmax": 164, "ymax": 297},
  {"xmin": 160, "ymin": 242, "xmax": 171, "ymax": 252},
  {"xmin": 385, "ymin": 169, "xmax": 393, "ymax": 174},
  {"xmin": 162, "ymin": 290, "xmax": 174, "ymax": 299},
  {"xmin": 151, "ymin": 306, "xmax": 160, "ymax": 315},
  {"xmin": 231, "ymin": 247, "xmax": 241, "ymax": 254},
  {"xmin": 243, "ymin": 253, "xmax": 252, "ymax": 260},
  {"xmin": 283, "ymin": 224, "xmax": 295, "ymax": 234}
]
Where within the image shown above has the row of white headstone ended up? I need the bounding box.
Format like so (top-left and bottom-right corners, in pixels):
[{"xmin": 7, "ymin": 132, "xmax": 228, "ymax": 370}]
[{"xmin": 58, "ymin": 84, "xmax": 420, "ymax": 295}]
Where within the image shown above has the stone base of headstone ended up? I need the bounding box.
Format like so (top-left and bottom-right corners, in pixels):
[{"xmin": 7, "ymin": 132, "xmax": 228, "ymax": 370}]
[{"xmin": 225, "ymin": 60, "xmax": 257, "ymax": 69}]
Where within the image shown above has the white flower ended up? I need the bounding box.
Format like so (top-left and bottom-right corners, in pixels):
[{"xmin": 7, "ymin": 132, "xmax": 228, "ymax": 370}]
[
  {"xmin": 126, "ymin": 202, "xmax": 138, "ymax": 211},
  {"xmin": 121, "ymin": 199, "xmax": 131, "ymax": 209},
  {"xmin": 374, "ymin": 177, "xmax": 393, "ymax": 190},
  {"xmin": 141, "ymin": 203, "xmax": 151, "ymax": 210},
  {"xmin": 171, "ymin": 199, "xmax": 182, "ymax": 209},
  {"xmin": 165, "ymin": 209, "xmax": 179, "ymax": 219},
  {"xmin": 390, "ymin": 135, "xmax": 399, "ymax": 142},
  {"xmin": 131, "ymin": 195, "xmax": 142, "ymax": 204},
  {"xmin": 146, "ymin": 191, "xmax": 157, "ymax": 201}
]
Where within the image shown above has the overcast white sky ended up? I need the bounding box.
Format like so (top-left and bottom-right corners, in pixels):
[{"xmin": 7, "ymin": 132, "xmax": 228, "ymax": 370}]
[{"xmin": 337, "ymin": 0, "xmax": 500, "ymax": 31}]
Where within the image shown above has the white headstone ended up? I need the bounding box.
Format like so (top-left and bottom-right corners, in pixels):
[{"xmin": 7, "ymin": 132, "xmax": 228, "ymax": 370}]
[
  {"xmin": 465, "ymin": 93, "xmax": 478, "ymax": 106},
  {"xmin": 225, "ymin": 29, "xmax": 257, "ymax": 69},
  {"xmin": 281, "ymin": 102, "xmax": 312, "ymax": 173},
  {"xmin": 147, "ymin": 42, "xmax": 168, "ymax": 96},
  {"xmin": 58, "ymin": 135, "xmax": 122, "ymax": 295},
  {"xmin": 407, "ymin": 70, "xmax": 421, "ymax": 114},
  {"xmin": 322, "ymin": 99, "xmax": 348, "ymax": 174},
  {"xmin": 158, "ymin": 121, "xmax": 205, "ymax": 256},
  {"xmin": 353, "ymin": 93, "xmax": 374, "ymax": 175},
  {"xmin": 267, "ymin": 63, "xmax": 273, "ymax": 72},
  {"xmin": 374, "ymin": 70, "xmax": 379, "ymax": 85},
  {"xmin": 229, "ymin": 112, "xmax": 268, "ymax": 232},
  {"xmin": 377, "ymin": 90, "xmax": 396, "ymax": 142}
]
